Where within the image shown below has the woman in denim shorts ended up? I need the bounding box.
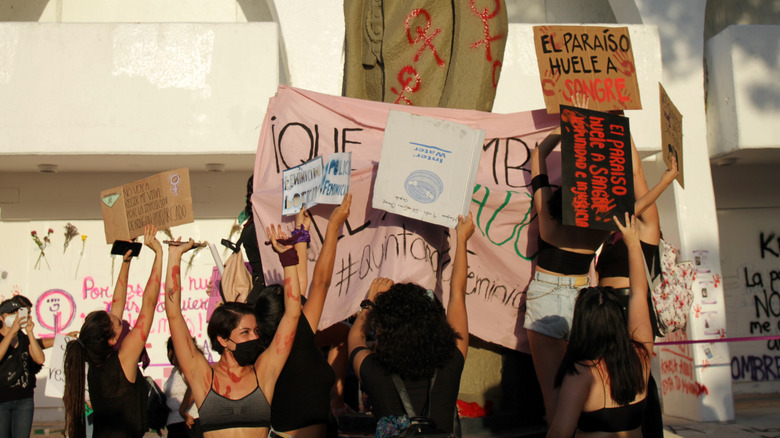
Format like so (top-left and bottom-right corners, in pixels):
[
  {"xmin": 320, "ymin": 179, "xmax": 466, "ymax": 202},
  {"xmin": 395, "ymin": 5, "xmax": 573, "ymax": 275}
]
[{"xmin": 527, "ymin": 124, "xmax": 610, "ymax": 426}]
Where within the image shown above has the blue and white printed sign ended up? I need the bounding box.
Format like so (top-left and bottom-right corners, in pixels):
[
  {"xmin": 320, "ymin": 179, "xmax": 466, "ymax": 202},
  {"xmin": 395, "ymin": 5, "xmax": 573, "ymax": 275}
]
[
  {"xmin": 282, "ymin": 152, "xmax": 351, "ymax": 215},
  {"xmin": 373, "ymin": 111, "xmax": 484, "ymax": 228}
]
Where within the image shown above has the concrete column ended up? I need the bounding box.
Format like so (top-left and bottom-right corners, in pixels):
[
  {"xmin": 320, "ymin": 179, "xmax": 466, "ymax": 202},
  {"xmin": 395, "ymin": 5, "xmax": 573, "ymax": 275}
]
[{"xmin": 634, "ymin": 0, "xmax": 735, "ymax": 422}]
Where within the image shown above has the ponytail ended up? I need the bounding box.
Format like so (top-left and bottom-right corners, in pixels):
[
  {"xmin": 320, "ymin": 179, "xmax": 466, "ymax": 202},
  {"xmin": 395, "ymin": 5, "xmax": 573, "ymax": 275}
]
[
  {"xmin": 63, "ymin": 340, "xmax": 87, "ymax": 438},
  {"xmin": 63, "ymin": 310, "xmax": 115, "ymax": 438}
]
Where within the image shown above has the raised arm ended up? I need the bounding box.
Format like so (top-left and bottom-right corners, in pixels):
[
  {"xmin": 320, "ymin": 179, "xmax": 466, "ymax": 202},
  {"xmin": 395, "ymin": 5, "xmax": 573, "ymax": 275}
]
[
  {"xmin": 448, "ymin": 213, "xmax": 475, "ymax": 359},
  {"xmin": 164, "ymin": 239, "xmax": 211, "ymax": 403},
  {"xmin": 530, "ymin": 128, "xmax": 560, "ymax": 215},
  {"xmin": 294, "ymin": 206, "xmax": 311, "ymax": 295},
  {"xmin": 303, "ymin": 193, "xmax": 351, "ymax": 331},
  {"xmin": 118, "ymin": 225, "xmax": 163, "ymax": 377},
  {"xmin": 614, "ymin": 213, "xmax": 653, "ymax": 352},
  {"xmin": 256, "ymin": 224, "xmax": 302, "ymax": 398},
  {"xmin": 348, "ymin": 277, "xmax": 393, "ymax": 378},
  {"xmin": 25, "ymin": 315, "xmax": 45, "ymax": 365},
  {"xmin": 109, "ymin": 249, "xmax": 134, "ymax": 320},
  {"xmin": 634, "ymin": 156, "xmax": 678, "ymax": 218}
]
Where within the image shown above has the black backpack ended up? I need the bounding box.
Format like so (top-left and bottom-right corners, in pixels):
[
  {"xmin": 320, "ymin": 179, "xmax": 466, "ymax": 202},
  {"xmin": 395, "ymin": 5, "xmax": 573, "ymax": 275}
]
[
  {"xmin": 145, "ymin": 376, "xmax": 170, "ymax": 434},
  {"xmin": 391, "ymin": 373, "xmax": 455, "ymax": 438}
]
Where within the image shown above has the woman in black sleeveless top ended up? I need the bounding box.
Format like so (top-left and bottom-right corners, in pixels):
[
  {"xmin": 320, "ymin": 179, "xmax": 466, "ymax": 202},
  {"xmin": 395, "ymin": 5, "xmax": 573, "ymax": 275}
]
[{"xmin": 63, "ymin": 225, "xmax": 163, "ymax": 438}]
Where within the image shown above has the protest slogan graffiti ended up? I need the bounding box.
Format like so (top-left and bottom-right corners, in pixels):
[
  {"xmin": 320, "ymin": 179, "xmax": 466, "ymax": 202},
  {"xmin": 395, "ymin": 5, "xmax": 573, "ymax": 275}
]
[
  {"xmin": 252, "ymin": 86, "xmax": 560, "ymax": 352},
  {"xmin": 533, "ymin": 25, "xmax": 642, "ymax": 113},
  {"xmin": 560, "ymin": 106, "xmax": 633, "ymax": 231}
]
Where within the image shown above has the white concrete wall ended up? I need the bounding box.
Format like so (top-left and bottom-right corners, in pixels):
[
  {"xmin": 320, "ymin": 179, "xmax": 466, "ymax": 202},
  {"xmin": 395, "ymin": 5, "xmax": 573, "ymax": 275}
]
[
  {"xmin": 0, "ymin": 218, "xmax": 235, "ymax": 422},
  {"xmin": 0, "ymin": 23, "xmax": 278, "ymax": 160},
  {"xmin": 706, "ymin": 25, "xmax": 780, "ymax": 160}
]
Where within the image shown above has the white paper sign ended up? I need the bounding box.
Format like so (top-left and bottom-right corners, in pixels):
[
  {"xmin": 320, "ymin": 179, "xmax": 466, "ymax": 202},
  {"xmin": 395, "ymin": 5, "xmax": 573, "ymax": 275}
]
[
  {"xmin": 282, "ymin": 152, "xmax": 352, "ymax": 215},
  {"xmin": 45, "ymin": 334, "xmax": 77, "ymax": 398},
  {"xmin": 373, "ymin": 111, "xmax": 484, "ymax": 228}
]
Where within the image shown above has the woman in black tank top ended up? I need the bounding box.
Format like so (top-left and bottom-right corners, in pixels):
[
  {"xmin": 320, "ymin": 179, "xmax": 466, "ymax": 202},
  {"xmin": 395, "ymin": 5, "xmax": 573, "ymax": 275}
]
[
  {"xmin": 548, "ymin": 214, "xmax": 654, "ymax": 438},
  {"xmin": 250, "ymin": 195, "xmax": 352, "ymax": 437},
  {"xmin": 63, "ymin": 225, "xmax": 164, "ymax": 438},
  {"xmin": 594, "ymin": 138, "xmax": 678, "ymax": 438}
]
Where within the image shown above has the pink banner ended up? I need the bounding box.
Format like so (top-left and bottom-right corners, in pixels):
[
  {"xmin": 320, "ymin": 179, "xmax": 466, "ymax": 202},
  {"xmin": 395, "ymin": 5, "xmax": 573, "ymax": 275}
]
[{"xmin": 252, "ymin": 85, "xmax": 559, "ymax": 352}]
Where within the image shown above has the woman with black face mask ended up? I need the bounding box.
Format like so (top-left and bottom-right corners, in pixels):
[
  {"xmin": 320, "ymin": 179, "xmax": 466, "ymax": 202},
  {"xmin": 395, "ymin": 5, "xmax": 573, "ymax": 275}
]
[{"xmin": 164, "ymin": 224, "xmax": 301, "ymax": 438}]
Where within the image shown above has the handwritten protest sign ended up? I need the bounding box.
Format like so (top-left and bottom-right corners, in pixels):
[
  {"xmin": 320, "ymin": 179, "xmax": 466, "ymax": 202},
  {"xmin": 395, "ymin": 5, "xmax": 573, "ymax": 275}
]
[
  {"xmin": 283, "ymin": 152, "xmax": 351, "ymax": 215},
  {"xmin": 100, "ymin": 168, "xmax": 194, "ymax": 243},
  {"xmin": 373, "ymin": 111, "xmax": 484, "ymax": 228},
  {"xmin": 560, "ymin": 105, "xmax": 634, "ymax": 230},
  {"xmin": 533, "ymin": 25, "xmax": 642, "ymax": 113},
  {"xmin": 660, "ymin": 83, "xmax": 684, "ymax": 188},
  {"xmin": 45, "ymin": 334, "xmax": 77, "ymax": 398},
  {"xmin": 252, "ymin": 85, "xmax": 561, "ymax": 353}
]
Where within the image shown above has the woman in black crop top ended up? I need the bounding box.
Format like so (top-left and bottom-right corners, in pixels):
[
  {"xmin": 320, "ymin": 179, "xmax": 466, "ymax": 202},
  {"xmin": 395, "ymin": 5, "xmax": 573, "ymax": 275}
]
[
  {"xmin": 165, "ymin": 222, "xmax": 303, "ymax": 438},
  {"xmin": 63, "ymin": 225, "xmax": 164, "ymax": 438},
  {"xmin": 348, "ymin": 213, "xmax": 475, "ymax": 436},
  {"xmin": 251, "ymin": 195, "xmax": 351, "ymax": 437},
  {"xmin": 527, "ymin": 109, "xmax": 611, "ymax": 425},
  {"xmin": 595, "ymin": 141, "xmax": 678, "ymax": 438},
  {"xmin": 548, "ymin": 214, "xmax": 653, "ymax": 438}
]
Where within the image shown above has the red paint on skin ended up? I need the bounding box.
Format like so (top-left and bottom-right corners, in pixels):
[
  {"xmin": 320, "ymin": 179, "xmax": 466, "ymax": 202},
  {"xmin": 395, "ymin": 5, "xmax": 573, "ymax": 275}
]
[
  {"xmin": 213, "ymin": 374, "xmax": 221, "ymax": 393},
  {"xmin": 135, "ymin": 314, "xmax": 149, "ymax": 341},
  {"xmin": 283, "ymin": 278, "xmax": 300, "ymax": 302},
  {"xmin": 223, "ymin": 385, "xmax": 232, "ymax": 398},
  {"xmin": 218, "ymin": 362, "xmax": 242, "ymax": 383},
  {"xmin": 275, "ymin": 331, "xmax": 296, "ymax": 355}
]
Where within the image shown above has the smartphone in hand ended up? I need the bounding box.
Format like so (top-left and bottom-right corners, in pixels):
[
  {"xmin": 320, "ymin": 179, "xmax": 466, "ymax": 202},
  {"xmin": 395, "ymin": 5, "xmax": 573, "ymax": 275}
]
[{"xmin": 111, "ymin": 240, "xmax": 143, "ymax": 257}]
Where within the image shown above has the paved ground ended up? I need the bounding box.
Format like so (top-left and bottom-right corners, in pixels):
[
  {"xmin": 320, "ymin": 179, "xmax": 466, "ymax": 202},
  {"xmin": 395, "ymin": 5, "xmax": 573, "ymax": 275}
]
[{"xmin": 29, "ymin": 393, "xmax": 780, "ymax": 437}]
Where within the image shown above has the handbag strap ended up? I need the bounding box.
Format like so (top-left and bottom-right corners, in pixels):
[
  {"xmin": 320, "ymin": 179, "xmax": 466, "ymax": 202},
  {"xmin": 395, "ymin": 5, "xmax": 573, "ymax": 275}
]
[{"xmin": 391, "ymin": 371, "xmax": 438, "ymax": 418}]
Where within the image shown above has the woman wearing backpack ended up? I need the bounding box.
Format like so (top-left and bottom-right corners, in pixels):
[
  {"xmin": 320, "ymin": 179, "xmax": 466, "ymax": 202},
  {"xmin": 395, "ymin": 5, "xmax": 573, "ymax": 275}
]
[
  {"xmin": 595, "ymin": 142, "xmax": 678, "ymax": 438},
  {"xmin": 547, "ymin": 214, "xmax": 653, "ymax": 438},
  {"xmin": 63, "ymin": 225, "xmax": 163, "ymax": 438},
  {"xmin": 348, "ymin": 213, "xmax": 475, "ymax": 437}
]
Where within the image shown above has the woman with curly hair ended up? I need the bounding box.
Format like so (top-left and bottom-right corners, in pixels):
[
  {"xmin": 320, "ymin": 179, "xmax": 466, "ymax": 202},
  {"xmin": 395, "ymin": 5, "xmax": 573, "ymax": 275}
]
[
  {"xmin": 547, "ymin": 214, "xmax": 653, "ymax": 438},
  {"xmin": 63, "ymin": 225, "xmax": 163, "ymax": 438},
  {"xmin": 348, "ymin": 213, "xmax": 475, "ymax": 436}
]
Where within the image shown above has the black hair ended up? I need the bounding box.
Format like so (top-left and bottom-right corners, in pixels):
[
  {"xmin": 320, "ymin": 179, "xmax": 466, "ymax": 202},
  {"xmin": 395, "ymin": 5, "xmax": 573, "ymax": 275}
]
[
  {"xmin": 244, "ymin": 175, "xmax": 254, "ymax": 222},
  {"xmin": 548, "ymin": 187, "xmax": 563, "ymax": 223},
  {"xmin": 555, "ymin": 287, "xmax": 648, "ymax": 405},
  {"xmin": 12, "ymin": 295, "xmax": 33, "ymax": 308},
  {"xmin": 368, "ymin": 283, "xmax": 458, "ymax": 380},
  {"xmin": 207, "ymin": 302, "xmax": 256, "ymax": 354},
  {"xmin": 64, "ymin": 310, "xmax": 116, "ymax": 438},
  {"xmin": 252, "ymin": 285, "xmax": 285, "ymax": 351}
]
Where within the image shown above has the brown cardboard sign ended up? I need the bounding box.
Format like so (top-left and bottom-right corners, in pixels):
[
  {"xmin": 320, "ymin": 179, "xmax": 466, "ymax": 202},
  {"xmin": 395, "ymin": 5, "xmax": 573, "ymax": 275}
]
[
  {"xmin": 659, "ymin": 83, "xmax": 684, "ymax": 188},
  {"xmin": 533, "ymin": 25, "xmax": 642, "ymax": 113},
  {"xmin": 100, "ymin": 168, "xmax": 194, "ymax": 243}
]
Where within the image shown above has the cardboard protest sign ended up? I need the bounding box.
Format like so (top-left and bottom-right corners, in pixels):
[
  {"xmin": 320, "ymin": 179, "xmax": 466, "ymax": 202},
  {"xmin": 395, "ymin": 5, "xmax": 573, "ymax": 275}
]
[
  {"xmin": 282, "ymin": 152, "xmax": 351, "ymax": 215},
  {"xmin": 560, "ymin": 105, "xmax": 634, "ymax": 230},
  {"xmin": 100, "ymin": 168, "xmax": 194, "ymax": 243},
  {"xmin": 533, "ymin": 25, "xmax": 642, "ymax": 113},
  {"xmin": 45, "ymin": 334, "xmax": 77, "ymax": 398},
  {"xmin": 660, "ymin": 83, "xmax": 684, "ymax": 188},
  {"xmin": 373, "ymin": 111, "xmax": 484, "ymax": 228}
]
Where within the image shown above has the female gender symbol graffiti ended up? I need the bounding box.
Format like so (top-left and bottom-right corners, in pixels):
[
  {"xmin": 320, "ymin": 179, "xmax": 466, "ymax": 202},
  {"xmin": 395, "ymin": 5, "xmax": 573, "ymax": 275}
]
[{"xmin": 35, "ymin": 289, "xmax": 77, "ymax": 335}]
